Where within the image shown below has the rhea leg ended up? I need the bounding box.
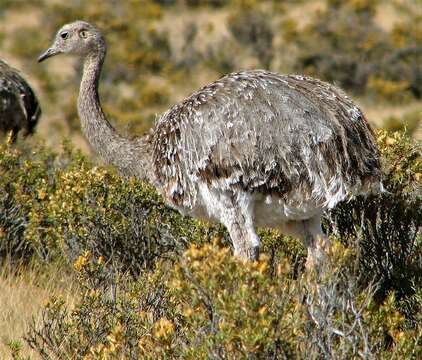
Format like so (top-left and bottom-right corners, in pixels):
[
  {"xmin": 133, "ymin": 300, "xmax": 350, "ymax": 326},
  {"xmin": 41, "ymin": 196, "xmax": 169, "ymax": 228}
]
[
  {"xmin": 199, "ymin": 185, "xmax": 260, "ymax": 261},
  {"xmin": 223, "ymin": 215, "xmax": 259, "ymax": 260},
  {"xmin": 300, "ymin": 215, "xmax": 329, "ymax": 268},
  {"xmin": 218, "ymin": 191, "xmax": 260, "ymax": 260},
  {"xmin": 281, "ymin": 214, "xmax": 329, "ymax": 268}
]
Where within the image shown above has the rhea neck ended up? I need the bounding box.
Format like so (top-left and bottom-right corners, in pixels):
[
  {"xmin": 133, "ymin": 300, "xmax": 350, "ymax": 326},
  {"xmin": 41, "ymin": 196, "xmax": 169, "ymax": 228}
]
[{"xmin": 77, "ymin": 48, "xmax": 153, "ymax": 181}]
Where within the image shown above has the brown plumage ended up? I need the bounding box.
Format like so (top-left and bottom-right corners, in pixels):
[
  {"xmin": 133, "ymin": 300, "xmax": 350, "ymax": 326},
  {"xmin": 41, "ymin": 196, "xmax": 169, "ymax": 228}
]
[
  {"xmin": 39, "ymin": 21, "xmax": 382, "ymax": 265},
  {"xmin": 0, "ymin": 60, "xmax": 41, "ymax": 142}
]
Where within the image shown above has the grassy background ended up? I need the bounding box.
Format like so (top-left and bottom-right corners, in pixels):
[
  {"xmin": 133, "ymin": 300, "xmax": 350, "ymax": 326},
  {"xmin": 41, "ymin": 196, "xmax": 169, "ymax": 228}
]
[{"xmin": 0, "ymin": 0, "xmax": 421, "ymax": 150}]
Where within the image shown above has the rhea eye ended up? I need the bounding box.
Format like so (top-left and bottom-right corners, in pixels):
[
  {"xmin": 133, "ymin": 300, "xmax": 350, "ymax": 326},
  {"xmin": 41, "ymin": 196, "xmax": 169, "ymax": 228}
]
[
  {"xmin": 79, "ymin": 30, "xmax": 88, "ymax": 39},
  {"xmin": 60, "ymin": 31, "xmax": 69, "ymax": 40}
]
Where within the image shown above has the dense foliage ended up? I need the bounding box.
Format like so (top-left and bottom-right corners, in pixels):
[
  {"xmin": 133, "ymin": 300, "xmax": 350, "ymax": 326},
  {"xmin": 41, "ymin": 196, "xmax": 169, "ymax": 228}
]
[
  {"xmin": 25, "ymin": 244, "xmax": 421, "ymax": 359},
  {"xmin": 327, "ymin": 131, "xmax": 422, "ymax": 324},
  {"xmin": 0, "ymin": 141, "xmax": 229, "ymax": 273},
  {"xmin": 1, "ymin": 131, "xmax": 420, "ymax": 359}
]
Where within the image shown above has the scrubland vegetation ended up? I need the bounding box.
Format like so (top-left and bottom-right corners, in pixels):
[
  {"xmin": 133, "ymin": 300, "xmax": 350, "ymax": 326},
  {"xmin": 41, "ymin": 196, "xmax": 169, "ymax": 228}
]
[
  {"xmin": 1, "ymin": 129, "xmax": 420, "ymax": 359},
  {"xmin": 0, "ymin": 0, "xmax": 421, "ymax": 358}
]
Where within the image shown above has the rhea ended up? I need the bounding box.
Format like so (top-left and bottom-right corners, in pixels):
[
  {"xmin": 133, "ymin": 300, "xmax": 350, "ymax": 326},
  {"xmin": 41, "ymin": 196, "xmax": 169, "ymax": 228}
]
[
  {"xmin": 0, "ymin": 59, "xmax": 41, "ymax": 142},
  {"xmin": 38, "ymin": 21, "xmax": 381, "ymax": 265}
]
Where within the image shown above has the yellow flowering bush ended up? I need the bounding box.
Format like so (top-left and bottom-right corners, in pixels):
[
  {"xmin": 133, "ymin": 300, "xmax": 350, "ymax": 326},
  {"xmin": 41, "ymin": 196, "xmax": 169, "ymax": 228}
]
[
  {"xmin": 1, "ymin": 133, "xmax": 420, "ymax": 359},
  {"xmin": 0, "ymin": 140, "xmax": 229, "ymax": 272},
  {"xmin": 27, "ymin": 240, "xmax": 421, "ymax": 359}
]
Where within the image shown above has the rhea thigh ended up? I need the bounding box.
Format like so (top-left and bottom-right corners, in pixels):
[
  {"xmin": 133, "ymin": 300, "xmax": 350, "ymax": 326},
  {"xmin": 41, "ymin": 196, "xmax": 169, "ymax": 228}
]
[{"xmin": 198, "ymin": 184, "xmax": 260, "ymax": 260}]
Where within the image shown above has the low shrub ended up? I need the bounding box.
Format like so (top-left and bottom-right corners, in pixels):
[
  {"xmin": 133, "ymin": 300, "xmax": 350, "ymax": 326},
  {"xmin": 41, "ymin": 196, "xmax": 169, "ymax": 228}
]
[
  {"xmin": 327, "ymin": 130, "xmax": 421, "ymax": 323},
  {"xmin": 0, "ymin": 140, "xmax": 229, "ymax": 273},
  {"xmin": 26, "ymin": 242, "xmax": 421, "ymax": 359},
  {"xmin": 1, "ymin": 132, "xmax": 420, "ymax": 358},
  {"xmin": 0, "ymin": 141, "xmax": 59, "ymax": 266}
]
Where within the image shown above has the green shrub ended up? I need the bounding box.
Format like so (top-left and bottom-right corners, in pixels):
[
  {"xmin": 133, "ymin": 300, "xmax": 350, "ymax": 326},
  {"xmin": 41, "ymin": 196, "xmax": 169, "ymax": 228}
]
[
  {"xmin": 228, "ymin": 8, "xmax": 274, "ymax": 68},
  {"xmin": 0, "ymin": 141, "xmax": 59, "ymax": 265},
  {"xmin": 26, "ymin": 162, "xmax": 226, "ymax": 274},
  {"xmin": 0, "ymin": 140, "xmax": 229, "ymax": 273},
  {"xmin": 327, "ymin": 131, "xmax": 421, "ymax": 323},
  {"xmin": 281, "ymin": 0, "xmax": 422, "ymax": 100},
  {"xmin": 26, "ymin": 242, "xmax": 421, "ymax": 359}
]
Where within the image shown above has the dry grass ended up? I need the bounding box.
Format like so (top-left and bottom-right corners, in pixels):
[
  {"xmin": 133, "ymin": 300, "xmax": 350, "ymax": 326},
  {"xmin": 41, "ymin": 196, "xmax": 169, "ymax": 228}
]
[
  {"xmin": 360, "ymin": 99, "xmax": 422, "ymax": 139},
  {"xmin": 0, "ymin": 263, "xmax": 78, "ymax": 359}
]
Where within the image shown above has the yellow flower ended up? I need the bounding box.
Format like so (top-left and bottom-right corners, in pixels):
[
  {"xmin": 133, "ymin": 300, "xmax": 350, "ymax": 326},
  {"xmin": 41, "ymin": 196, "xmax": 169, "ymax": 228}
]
[
  {"xmin": 153, "ymin": 318, "xmax": 174, "ymax": 339},
  {"xmin": 183, "ymin": 307, "xmax": 193, "ymax": 318},
  {"xmin": 258, "ymin": 306, "xmax": 267, "ymax": 316},
  {"xmin": 37, "ymin": 189, "xmax": 47, "ymax": 200},
  {"xmin": 386, "ymin": 137, "xmax": 397, "ymax": 146},
  {"xmin": 257, "ymin": 261, "xmax": 268, "ymax": 274},
  {"xmin": 74, "ymin": 251, "xmax": 91, "ymax": 271}
]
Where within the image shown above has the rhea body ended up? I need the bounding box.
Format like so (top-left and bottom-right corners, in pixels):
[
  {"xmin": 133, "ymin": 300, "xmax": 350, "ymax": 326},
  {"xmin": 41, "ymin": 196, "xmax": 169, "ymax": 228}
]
[
  {"xmin": 0, "ymin": 60, "xmax": 41, "ymax": 142},
  {"xmin": 38, "ymin": 21, "xmax": 382, "ymax": 263}
]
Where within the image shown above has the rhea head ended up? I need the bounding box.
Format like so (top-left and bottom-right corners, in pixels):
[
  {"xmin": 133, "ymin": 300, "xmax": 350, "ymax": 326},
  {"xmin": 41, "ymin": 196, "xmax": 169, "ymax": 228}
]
[{"xmin": 38, "ymin": 21, "xmax": 106, "ymax": 63}]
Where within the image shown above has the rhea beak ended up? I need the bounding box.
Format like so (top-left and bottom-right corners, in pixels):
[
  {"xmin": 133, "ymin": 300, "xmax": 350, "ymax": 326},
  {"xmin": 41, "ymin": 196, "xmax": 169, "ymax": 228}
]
[{"xmin": 37, "ymin": 47, "xmax": 60, "ymax": 62}]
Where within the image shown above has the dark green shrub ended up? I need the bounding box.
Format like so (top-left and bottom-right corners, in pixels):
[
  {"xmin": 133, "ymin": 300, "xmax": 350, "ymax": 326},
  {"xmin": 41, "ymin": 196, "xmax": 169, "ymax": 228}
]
[
  {"xmin": 0, "ymin": 140, "xmax": 229, "ymax": 272},
  {"xmin": 185, "ymin": 0, "xmax": 229, "ymax": 8},
  {"xmin": 0, "ymin": 142, "xmax": 60, "ymax": 265},
  {"xmin": 0, "ymin": 185, "xmax": 33, "ymax": 265},
  {"xmin": 327, "ymin": 131, "xmax": 421, "ymax": 323},
  {"xmin": 282, "ymin": 0, "xmax": 389, "ymax": 93}
]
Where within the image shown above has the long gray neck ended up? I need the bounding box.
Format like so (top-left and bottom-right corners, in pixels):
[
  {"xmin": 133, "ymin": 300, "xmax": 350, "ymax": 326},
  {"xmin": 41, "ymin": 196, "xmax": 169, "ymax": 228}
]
[{"xmin": 77, "ymin": 51, "xmax": 153, "ymax": 181}]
